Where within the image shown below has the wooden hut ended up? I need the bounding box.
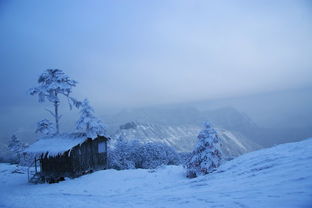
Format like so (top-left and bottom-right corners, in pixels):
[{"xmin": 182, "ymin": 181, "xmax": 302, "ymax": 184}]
[{"xmin": 24, "ymin": 133, "xmax": 109, "ymax": 183}]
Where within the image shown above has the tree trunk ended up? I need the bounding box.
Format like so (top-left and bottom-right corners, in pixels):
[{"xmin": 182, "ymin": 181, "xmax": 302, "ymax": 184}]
[{"xmin": 54, "ymin": 93, "xmax": 60, "ymax": 134}]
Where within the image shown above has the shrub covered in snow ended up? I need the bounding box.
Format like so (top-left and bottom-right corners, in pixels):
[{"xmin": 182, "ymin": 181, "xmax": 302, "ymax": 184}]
[
  {"xmin": 108, "ymin": 138, "xmax": 181, "ymax": 170},
  {"xmin": 76, "ymin": 99, "xmax": 106, "ymax": 139},
  {"xmin": 7, "ymin": 135, "xmax": 28, "ymax": 164},
  {"xmin": 184, "ymin": 122, "xmax": 222, "ymax": 178},
  {"xmin": 140, "ymin": 142, "xmax": 181, "ymax": 169},
  {"xmin": 108, "ymin": 139, "xmax": 141, "ymax": 170}
]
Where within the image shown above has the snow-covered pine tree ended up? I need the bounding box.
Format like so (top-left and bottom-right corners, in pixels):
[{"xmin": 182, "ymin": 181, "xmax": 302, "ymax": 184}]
[
  {"xmin": 76, "ymin": 99, "xmax": 105, "ymax": 139},
  {"xmin": 35, "ymin": 119, "xmax": 55, "ymax": 136},
  {"xmin": 184, "ymin": 122, "xmax": 222, "ymax": 178},
  {"xmin": 29, "ymin": 69, "xmax": 79, "ymax": 134},
  {"xmin": 8, "ymin": 135, "xmax": 28, "ymax": 163}
]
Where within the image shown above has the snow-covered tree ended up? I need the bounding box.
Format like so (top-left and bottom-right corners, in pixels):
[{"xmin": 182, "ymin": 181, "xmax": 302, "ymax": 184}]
[
  {"xmin": 35, "ymin": 119, "xmax": 55, "ymax": 136},
  {"xmin": 140, "ymin": 142, "xmax": 180, "ymax": 169},
  {"xmin": 76, "ymin": 99, "xmax": 105, "ymax": 139},
  {"xmin": 29, "ymin": 69, "xmax": 79, "ymax": 134},
  {"xmin": 184, "ymin": 122, "xmax": 222, "ymax": 178},
  {"xmin": 8, "ymin": 135, "xmax": 28, "ymax": 163},
  {"xmin": 108, "ymin": 138, "xmax": 141, "ymax": 170},
  {"xmin": 108, "ymin": 138, "xmax": 181, "ymax": 170}
]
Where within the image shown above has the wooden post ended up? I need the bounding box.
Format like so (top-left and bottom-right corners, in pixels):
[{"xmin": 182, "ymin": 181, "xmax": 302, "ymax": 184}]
[
  {"xmin": 35, "ymin": 157, "xmax": 37, "ymax": 174},
  {"xmin": 105, "ymin": 141, "xmax": 108, "ymax": 169}
]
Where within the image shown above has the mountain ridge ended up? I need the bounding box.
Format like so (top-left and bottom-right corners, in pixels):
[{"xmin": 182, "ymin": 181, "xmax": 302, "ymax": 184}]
[{"xmin": 110, "ymin": 121, "xmax": 261, "ymax": 158}]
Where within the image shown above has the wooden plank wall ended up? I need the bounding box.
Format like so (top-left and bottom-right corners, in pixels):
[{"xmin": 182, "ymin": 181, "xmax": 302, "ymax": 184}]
[{"xmin": 41, "ymin": 137, "xmax": 108, "ymax": 179}]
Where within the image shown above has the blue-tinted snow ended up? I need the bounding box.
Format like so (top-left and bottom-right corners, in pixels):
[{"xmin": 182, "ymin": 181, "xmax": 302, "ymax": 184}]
[{"xmin": 1, "ymin": 138, "xmax": 311, "ymax": 208}]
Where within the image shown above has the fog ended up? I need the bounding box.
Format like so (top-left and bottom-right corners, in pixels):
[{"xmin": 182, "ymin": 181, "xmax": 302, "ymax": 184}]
[{"xmin": 0, "ymin": 0, "xmax": 311, "ymax": 144}]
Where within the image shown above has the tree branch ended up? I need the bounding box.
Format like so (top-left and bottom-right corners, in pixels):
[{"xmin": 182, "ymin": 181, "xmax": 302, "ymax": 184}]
[{"xmin": 45, "ymin": 108, "xmax": 55, "ymax": 117}]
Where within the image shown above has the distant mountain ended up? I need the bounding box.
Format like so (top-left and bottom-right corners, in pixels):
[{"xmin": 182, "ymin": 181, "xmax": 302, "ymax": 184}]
[
  {"xmin": 103, "ymin": 106, "xmax": 310, "ymax": 148},
  {"xmin": 103, "ymin": 106, "xmax": 257, "ymax": 131},
  {"xmin": 103, "ymin": 106, "xmax": 263, "ymax": 158},
  {"xmin": 111, "ymin": 122, "xmax": 199, "ymax": 152},
  {"xmin": 199, "ymin": 107, "xmax": 258, "ymax": 133},
  {"xmin": 103, "ymin": 106, "xmax": 202, "ymax": 127},
  {"xmin": 110, "ymin": 121, "xmax": 261, "ymax": 158}
]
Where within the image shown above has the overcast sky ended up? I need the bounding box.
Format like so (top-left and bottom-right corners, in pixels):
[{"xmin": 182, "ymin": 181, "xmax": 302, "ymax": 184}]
[{"xmin": 0, "ymin": 0, "xmax": 312, "ymax": 141}]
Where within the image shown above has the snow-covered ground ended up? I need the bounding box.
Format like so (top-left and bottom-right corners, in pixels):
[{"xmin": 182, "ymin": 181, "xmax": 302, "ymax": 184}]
[{"xmin": 0, "ymin": 139, "xmax": 311, "ymax": 208}]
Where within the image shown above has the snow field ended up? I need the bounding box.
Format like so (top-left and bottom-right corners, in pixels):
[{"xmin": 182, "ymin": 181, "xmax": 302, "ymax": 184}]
[{"xmin": 0, "ymin": 139, "xmax": 311, "ymax": 208}]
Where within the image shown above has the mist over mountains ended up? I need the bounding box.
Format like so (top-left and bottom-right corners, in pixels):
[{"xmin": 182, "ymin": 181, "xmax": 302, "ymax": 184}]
[
  {"xmin": 103, "ymin": 101, "xmax": 312, "ymax": 149},
  {"xmin": 104, "ymin": 106, "xmax": 255, "ymax": 129},
  {"xmin": 111, "ymin": 121, "xmax": 260, "ymax": 158},
  {"xmin": 1, "ymin": 87, "xmax": 311, "ymax": 156}
]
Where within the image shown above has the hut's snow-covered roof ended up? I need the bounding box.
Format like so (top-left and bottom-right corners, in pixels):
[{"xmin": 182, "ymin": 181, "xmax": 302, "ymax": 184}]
[{"xmin": 24, "ymin": 133, "xmax": 88, "ymax": 157}]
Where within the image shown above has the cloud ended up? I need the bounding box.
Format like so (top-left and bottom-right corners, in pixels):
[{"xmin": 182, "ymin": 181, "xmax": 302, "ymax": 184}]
[{"xmin": 0, "ymin": 0, "xmax": 311, "ymax": 109}]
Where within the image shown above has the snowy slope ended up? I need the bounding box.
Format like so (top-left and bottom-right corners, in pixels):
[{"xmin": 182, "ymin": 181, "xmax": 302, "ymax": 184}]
[
  {"xmin": 0, "ymin": 139, "xmax": 311, "ymax": 208},
  {"xmin": 113, "ymin": 121, "xmax": 260, "ymax": 158},
  {"xmin": 113, "ymin": 122, "xmax": 200, "ymax": 152}
]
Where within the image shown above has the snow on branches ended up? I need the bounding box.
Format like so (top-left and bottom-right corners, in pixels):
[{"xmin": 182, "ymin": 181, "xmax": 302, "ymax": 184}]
[
  {"xmin": 29, "ymin": 69, "xmax": 77, "ymax": 103},
  {"xmin": 29, "ymin": 69, "xmax": 78, "ymax": 134},
  {"xmin": 184, "ymin": 122, "xmax": 223, "ymax": 178},
  {"xmin": 35, "ymin": 119, "xmax": 55, "ymax": 136},
  {"xmin": 76, "ymin": 99, "xmax": 105, "ymax": 139}
]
